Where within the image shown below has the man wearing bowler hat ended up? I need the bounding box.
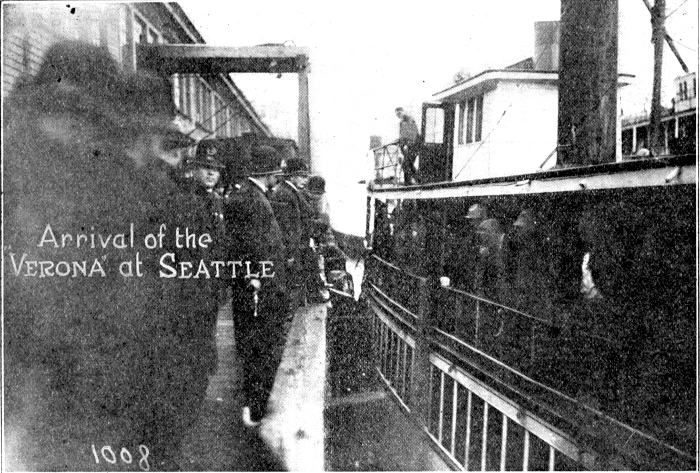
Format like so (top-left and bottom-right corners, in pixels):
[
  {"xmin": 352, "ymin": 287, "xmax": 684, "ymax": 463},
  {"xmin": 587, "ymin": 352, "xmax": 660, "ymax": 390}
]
[
  {"xmin": 271, "ymin": 157, "xmax": 329, "ymax": 304},
  {"xmin": 224, "ymin": 142, "xmax": 291, "ymax": 427}
]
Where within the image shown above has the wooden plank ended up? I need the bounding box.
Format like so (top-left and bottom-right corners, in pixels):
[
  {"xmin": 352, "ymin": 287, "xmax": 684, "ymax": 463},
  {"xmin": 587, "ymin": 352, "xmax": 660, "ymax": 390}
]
[{"xmin": 259, "ymin": 303, "xmax": 326, "ymax": 471}]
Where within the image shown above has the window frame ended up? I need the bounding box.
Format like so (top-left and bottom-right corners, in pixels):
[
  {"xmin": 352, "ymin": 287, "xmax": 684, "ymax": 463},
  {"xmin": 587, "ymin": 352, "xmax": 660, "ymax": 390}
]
[
  {"xmin": 474, "ymin": 95, "xmax": 483, "ymax": 142},
  {"xmin": 466, "ymin": 97, "xmax": 475, "ymax": 144},
  {"xmin": 457, "ymin": 100, "xmax": 466, "ymax": 145}
]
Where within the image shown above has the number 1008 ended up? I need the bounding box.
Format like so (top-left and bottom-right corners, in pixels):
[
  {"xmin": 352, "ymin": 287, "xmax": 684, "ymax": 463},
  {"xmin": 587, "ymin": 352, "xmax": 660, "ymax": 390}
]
[{"xmin": 90, "ymin": 444, "xmax": 150, "ymax": 471}]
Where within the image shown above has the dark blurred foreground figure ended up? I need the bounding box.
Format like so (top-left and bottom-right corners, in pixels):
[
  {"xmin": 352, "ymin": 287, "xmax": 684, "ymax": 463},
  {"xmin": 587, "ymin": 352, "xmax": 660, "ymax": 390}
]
[
  {"xmin": 3, "ymin": 41, "xmax": 219, "ymax": 471},
  {"xmin": 224, "ymin": 143, "xmax": 292, "ymax": 427}
]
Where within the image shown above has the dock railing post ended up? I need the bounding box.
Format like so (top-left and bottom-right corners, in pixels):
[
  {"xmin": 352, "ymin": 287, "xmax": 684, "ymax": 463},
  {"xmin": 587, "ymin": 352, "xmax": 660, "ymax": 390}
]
[{"xmin": 410, "ymin": 278, "xmax": 432, "ymax": 428}]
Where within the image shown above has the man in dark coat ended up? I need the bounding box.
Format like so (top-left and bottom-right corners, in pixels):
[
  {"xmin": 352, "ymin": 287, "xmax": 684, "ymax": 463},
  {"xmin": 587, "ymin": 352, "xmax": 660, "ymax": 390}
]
[
  {"xmin": 3, "ymin": 41, "xmax": 219, "ymax": 470},
  {"xmin": 271, "ymin": 157, "xmax": 328, "ymax": 304},
  {"xmin": 186, "ymin": 151, "xmax": 226, "ymax": 221},
  {"xmin": 269, "ymin": 156, "xmax": 306, "ymax": 296},
  {"xmin": 395, "ymin": 106, "xmax": 421, "ymax": 184},
  {"xmin": 224, "ymin": 144, "xmax": 292, "ymax": 426}
]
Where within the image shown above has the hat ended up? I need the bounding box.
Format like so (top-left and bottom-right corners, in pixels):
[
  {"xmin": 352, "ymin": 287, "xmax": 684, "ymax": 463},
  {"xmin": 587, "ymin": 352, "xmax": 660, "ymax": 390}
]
[
  {"xmin": 513, "ymin": 209, "xmax": 537, "ymax": 228},
  {"xmin": 466, "ymin": 203, "xmax": 488, "ymax": 220},
  {"xmin": 477, "ymin": 218, "xmax": 503, "ymax": 235},
  {"xmin": 307, "ymin": 175, "xmax": 326, "ymax": 195},
  {"xmin": 162, "ymin": 128, "xmax": 196, "ymax": 151},
  {"xmin": 119, "ymin": 70, "xmax": 177, "ymax": 134},
  {"xmin": 248, "ymin": 144, "xmax": 283, "ymax": 176},
  {"xmin": 189, "ymin": 152, "xmax": 225, "ymax": 170},
  {"xmin": 190, "ymin": 141, "xmax": 226, "ymax": 169},
  {"xmin": 33, "ymin": 40, "xmax": 122, "ymax": 95},
  {"xmin": 11, "ymin": 41, "xmax": 125, "ymax": 130},
  {"xmin": 284, "ymin": 157, "xmax": 310, "ymax": 176}
]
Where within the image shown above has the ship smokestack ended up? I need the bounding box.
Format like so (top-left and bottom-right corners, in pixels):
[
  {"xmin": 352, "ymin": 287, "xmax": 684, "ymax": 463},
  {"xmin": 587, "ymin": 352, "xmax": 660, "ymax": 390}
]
[
  {"xmin": 534, "ymin": 21, "xmax": 560, "ymax": 71},
  {"xmin": 557, "ymin": 0, "xmax": 618, "ymax": 166}
]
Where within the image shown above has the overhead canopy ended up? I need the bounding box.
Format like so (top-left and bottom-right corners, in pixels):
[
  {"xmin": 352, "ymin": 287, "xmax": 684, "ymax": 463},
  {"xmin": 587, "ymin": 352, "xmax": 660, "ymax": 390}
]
[{"xmin": 137, "ymin": 44, "xmax": 309, "ymax": 74}]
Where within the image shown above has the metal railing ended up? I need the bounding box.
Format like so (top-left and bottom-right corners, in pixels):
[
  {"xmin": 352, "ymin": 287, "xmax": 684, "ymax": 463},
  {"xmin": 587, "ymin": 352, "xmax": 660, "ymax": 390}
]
[
  {"xmin": 366, "ymin": 286, "xmax": 588, "ymax": 470},
  {"xmin": 433, "ymin": 285, "xmax": 615, "ymax": 393},
  {"xmin": 373, "ymin": 303, "xmax": 415, "ymax": 408},
  {"xmin": 364, "ymin": 256, "xmax": 697, "ymax": 471},
  {"xmin": 365, "ymin": 255, "xmax": 423, "ymax": 318},
  {"xmin": 426, "ymin": 354, "xmax": 585, "ymax": 471},
  {"xmin": 372, "ymin": 141, "xmax": 403, "ymax": 184}
]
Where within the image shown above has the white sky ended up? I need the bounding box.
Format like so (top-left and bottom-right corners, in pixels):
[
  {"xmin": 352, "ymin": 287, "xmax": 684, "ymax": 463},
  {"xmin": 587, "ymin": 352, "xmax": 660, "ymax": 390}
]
[{"xmin": 180, "ymin": 0, "xmax": 697, "ymax": 234}]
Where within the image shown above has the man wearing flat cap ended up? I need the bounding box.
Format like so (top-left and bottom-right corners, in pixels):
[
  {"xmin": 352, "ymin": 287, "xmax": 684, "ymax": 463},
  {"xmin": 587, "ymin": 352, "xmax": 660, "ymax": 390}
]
[{"xmin": 224, "ymin": 141, "xmax": 291, "ymax": 427}]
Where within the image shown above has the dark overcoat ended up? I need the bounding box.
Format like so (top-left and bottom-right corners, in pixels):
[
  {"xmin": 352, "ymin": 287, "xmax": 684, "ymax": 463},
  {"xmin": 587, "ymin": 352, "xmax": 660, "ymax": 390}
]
[
  {"xmin": 224, "ymin": 178, "xmax": 291, "ymax": 420},
  {"xmin": 3, "ymin": 83, "xmax": 219, "ymax": 470}
]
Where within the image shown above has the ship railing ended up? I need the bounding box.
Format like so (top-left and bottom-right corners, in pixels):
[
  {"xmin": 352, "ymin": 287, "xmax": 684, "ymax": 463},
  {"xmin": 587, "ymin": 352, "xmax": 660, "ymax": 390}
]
[
  {"xmin": 364, "ymin": 259, "xmax": 696, "ymax": 470},
  {"xmin": 365, "ymin": 254, "xmax": 423, "ymax": 321},
  {"xmin": 365, "ymin": 255, "xmax": 425, "ymax": 410},
  {"xmin": 372, "ymin": 141, "xmax": 404, "ymax": 185},
  {"xmin": 425, "ymin": 323, "xmax": 696, "ymax": 470},
  {"xmin": 433, "ymin": 285, "xmax": 615, "ymax": 392}
]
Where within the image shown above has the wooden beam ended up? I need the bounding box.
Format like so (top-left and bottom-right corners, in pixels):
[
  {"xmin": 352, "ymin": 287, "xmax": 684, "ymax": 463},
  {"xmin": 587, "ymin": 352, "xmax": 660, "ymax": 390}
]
[
  {"xmin": 137, "ymin": 44, "xmax": 309, "ymax": 74},
  {"xmin": 298, "ymin": 67, "xmax": 311, "ymax": 167}
]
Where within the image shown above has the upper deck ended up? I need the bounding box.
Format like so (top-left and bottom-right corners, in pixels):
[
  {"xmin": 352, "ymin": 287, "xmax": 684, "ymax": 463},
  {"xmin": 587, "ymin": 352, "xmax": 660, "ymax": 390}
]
[{"xmin": 369, "ymin": 152, "xmax": 696, "ymax": 200}]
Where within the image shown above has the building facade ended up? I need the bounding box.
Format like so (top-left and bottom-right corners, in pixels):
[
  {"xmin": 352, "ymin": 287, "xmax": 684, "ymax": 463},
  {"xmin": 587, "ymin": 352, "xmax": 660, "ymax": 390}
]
[
  {"xmin": 3, "ymin": 2, "xmax": 270, "ymax": 143},
  {"xmin": 620, "ymin": 72, "xmax": 696, "ymax": 157}
]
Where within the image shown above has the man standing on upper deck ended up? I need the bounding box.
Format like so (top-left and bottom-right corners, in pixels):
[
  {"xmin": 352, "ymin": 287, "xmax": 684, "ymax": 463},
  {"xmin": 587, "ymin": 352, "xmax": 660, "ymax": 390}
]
[{"xmin": 395, "ymin": 106, "xmax": 421, "ymax": 185}]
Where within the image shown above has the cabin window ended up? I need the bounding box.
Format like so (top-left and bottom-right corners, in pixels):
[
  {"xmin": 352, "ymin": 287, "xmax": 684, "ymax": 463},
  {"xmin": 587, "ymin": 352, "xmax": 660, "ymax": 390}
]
[
  {"xmin": 474, "ymin": 95, "xmax": 483, "ymax": 142},
  {"xmin": 636, "ymin": 126, "xmax": 649, "ymax": 151},
  {"xmin": 465, "ymin": 95, "xmax": 484, "ymax": 143},
  {"xmin": 424, "ymin": 107, "xmax": 444, "ymax": 144},
  {"xmin": 621, "ymin": 129, "xmax": 633, "ymax": 155},
  {"xmin": 466, "ymin": 99, "xmax": 475, "ymax": 143},
  {"xmin": 457, "ymin": 100, "xmax": 466, "ymax": 145}
]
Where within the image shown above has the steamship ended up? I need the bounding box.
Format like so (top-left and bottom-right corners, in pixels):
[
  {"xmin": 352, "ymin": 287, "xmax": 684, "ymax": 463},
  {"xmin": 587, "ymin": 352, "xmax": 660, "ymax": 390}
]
[{"xmin": 362, "ymin": 5, "xmax": 696, "ymax": 471}]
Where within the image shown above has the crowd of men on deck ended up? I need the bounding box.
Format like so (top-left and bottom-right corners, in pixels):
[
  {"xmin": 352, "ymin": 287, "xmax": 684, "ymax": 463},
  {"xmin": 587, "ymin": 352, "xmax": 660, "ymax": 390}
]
[{"xmin": 4, "ymin": 40, "xmax": 333, "ymax": 471}]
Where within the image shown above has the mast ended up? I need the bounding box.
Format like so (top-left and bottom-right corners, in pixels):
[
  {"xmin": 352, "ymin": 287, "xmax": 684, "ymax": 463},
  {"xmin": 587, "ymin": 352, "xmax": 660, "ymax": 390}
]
[
  {"xmin": 557, "ymin": 0, "xmax": 619, "ymax": 166},
  {"xmin": 649, "ymin": 0, "xmax": 666, "ymax": 156}
]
